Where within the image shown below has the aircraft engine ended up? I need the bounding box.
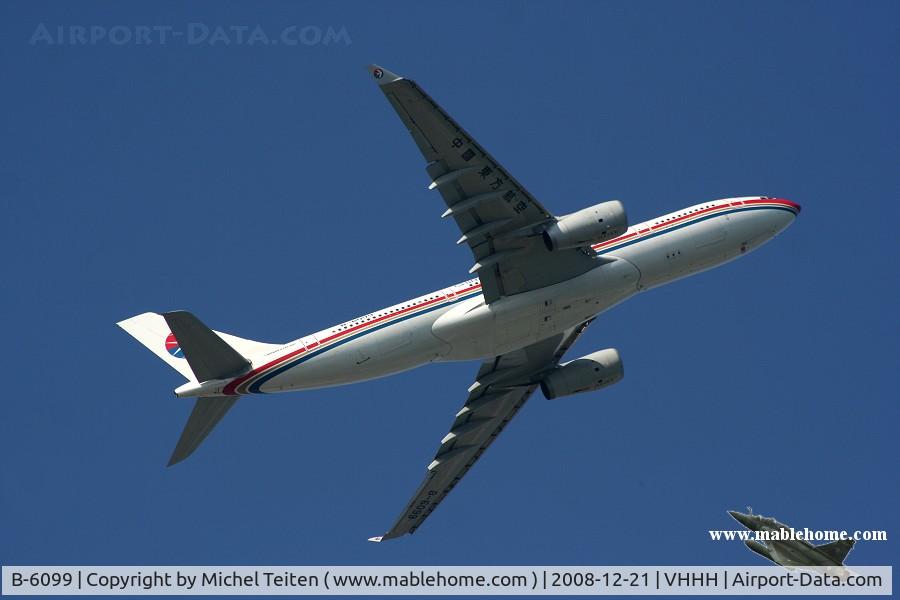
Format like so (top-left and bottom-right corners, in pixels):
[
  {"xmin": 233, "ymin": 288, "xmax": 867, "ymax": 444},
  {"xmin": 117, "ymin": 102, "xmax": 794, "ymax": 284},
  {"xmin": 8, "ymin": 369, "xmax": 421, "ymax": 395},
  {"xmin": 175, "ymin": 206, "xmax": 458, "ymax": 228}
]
[
  {"xmin": 542, "ymin": 200, "xmax": 628, "ymax": 251},
  {"xmin": 540, "ymin": 348, "xmax": 623, "ymax": 400}
]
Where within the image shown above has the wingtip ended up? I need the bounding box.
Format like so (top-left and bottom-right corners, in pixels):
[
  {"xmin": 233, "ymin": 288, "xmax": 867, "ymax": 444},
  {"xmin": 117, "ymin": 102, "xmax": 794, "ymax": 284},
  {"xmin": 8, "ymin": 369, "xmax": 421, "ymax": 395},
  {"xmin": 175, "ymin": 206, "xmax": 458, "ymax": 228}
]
[
  {"xmin": 367, "ymin": 536, "xmax": 384, "ymax": 543},
  {"xmin": 367, "ymin": 64, "xmax": 403, "ymax": 86},
  {"xmin": 167, "ymin": 445, "xmax": 192, "ymax": 467}
]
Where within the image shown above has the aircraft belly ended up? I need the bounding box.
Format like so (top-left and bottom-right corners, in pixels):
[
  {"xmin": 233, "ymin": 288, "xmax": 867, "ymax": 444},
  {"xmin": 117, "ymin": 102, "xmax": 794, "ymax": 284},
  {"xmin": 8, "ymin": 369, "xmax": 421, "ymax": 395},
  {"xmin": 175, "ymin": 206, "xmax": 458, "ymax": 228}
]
[
  {"xmin": 433, "ymin": 258, "xmax": 639, "ymax": 360},
  {"xmin": 430, "ymin": 296, "xmax": 496, "ymax": 360},
  {"xmin": 260, "ymin": 311, "xmax": 451, "ymax": 391}
]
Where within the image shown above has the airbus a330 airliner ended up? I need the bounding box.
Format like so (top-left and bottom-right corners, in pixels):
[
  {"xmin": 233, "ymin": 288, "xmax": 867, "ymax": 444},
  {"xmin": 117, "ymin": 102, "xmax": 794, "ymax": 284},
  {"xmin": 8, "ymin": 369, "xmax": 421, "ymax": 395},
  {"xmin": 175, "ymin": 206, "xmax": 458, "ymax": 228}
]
[{"xmin": 119, "ymin": 65, "xmax": 800, "ymax": 541}]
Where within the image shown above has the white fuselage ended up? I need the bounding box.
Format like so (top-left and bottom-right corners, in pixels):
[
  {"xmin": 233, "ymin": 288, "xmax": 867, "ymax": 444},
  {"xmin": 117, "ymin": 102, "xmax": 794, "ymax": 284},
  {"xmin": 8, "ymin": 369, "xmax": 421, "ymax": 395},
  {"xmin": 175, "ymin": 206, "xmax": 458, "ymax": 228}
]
[{"xmin": 212, "ymin": 197, "xmax": 799, "ymax": 397}]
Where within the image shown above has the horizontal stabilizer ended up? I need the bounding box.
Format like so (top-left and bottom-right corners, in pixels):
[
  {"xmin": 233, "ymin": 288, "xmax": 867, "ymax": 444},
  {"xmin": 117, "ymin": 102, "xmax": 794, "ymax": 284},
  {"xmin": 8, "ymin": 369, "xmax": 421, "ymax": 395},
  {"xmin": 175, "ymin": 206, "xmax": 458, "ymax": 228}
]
[
  {"xmin": 118, "ymin": 312, "xmax": 280, "ymax": 383},
  {"xmin": 168, "ymin": 396, "xmax": 239, "ymax": 466},
  {"xmin": 163, "ymin": 311, "xmax": 251, "ymax": 382}
]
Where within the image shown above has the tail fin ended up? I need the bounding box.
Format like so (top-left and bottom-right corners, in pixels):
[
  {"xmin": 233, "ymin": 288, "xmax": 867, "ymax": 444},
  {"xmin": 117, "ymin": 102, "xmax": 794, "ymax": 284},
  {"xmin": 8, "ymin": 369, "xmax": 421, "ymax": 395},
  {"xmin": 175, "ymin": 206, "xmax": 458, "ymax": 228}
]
[
  {"xmin": 117, "ymin": 312, "xmax": 198, "ymax": 382},
  {"xmin": 117, "ymin": 312, "xmax": 281, "ymax": 382},
  {"xmin": 117, "ymin": 311, "xmax": 278, "ymax": 466},
  {"xmin": 161, "ymin": 311, "xmax": 250, "ymax": 382}
]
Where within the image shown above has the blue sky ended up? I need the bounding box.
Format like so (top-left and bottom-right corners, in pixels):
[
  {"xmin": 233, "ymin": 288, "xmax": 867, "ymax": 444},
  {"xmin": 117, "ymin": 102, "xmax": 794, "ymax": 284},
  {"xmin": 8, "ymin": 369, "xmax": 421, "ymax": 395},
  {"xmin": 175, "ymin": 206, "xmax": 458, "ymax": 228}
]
[{"xmin": 2, "ymin": 0, "xmax": 898, "ymax": 573}]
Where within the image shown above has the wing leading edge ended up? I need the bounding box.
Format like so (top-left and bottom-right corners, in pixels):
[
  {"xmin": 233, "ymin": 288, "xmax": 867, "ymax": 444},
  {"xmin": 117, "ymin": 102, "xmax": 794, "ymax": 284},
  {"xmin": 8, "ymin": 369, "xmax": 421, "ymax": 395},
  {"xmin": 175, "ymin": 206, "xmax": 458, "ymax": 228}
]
[
  {"xmin": 369, "ymin": 319, "xmax": 594, "ymax": 542},
  {"xmin": 368, "ymin": 64, "xmax": 600, "ymax": 303}
]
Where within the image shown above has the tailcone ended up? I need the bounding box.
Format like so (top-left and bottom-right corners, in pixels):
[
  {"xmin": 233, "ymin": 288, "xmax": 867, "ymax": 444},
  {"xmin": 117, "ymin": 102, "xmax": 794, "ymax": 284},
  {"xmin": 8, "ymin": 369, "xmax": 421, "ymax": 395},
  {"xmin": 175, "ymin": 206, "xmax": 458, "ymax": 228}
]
[{"xmin": 174, "ymin": 378, "xmax": 233, "ymax": 398}]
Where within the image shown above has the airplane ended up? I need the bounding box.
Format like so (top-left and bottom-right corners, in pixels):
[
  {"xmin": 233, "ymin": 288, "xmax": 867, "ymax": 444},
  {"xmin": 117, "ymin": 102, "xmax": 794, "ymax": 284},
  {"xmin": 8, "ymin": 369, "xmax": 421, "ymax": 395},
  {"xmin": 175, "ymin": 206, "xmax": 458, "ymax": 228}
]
[
  {"xmin": 729, "ymin": 510, "xmax": 856, "ymax": 569},
  {"xmin": 118, "ymin": 64, "xmax": 801, "ymax": 542}
]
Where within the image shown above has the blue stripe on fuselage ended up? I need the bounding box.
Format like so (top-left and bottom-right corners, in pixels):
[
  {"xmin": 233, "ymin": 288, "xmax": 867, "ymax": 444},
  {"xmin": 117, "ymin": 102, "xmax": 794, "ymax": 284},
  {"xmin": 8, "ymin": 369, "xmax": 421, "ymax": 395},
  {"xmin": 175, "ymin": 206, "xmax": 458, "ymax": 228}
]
[
  {"xmin": 250, "ymin": 206, "xmax": 793, "ymax": 393},
  {"xmin": 595, "ymin": 205, "xmax": 797, "ymax": 255},
  {"xmin": 246, "ymin": 293, "xmax": 474, "ymax": 393}
]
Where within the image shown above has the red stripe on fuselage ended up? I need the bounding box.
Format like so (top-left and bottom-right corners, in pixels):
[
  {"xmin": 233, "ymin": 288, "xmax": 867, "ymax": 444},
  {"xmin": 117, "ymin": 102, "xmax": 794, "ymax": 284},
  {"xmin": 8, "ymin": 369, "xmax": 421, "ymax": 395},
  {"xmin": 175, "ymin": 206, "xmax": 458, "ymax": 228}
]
[
  {"xmin": 223, "ymin": 283, "xmax": 483, "ymax": 395},
  {"xmin": 741, "ymin": 198, "xmax": 800, "ymax": 211},
  {"xmin": 593, "ymin": 230, "xmax": 638, "ymax": 250},
  {"xmin": 649, "ymin": 202, "xmax": 728, "ymax": 231},
  {"xmin": 592, "ymin": 198, "xmax": 798, "ymax": 252},
  {"xmin": 224, "ymin": 199, "xmax": 798, "ymax": 395}
]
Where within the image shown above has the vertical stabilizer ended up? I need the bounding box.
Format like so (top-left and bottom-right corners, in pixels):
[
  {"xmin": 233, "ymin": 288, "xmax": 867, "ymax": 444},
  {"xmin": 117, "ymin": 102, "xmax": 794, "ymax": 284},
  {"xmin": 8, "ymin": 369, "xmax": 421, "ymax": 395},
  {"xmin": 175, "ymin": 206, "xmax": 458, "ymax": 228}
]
[
  {"xmin": 161, "ymin": 311, "xmax": 251, "ymax": 382},
  {"xmin": 117, "ymin": 312, "xmax": 198, "ymax": 382},
  {"xmin": 118, "ymin": 310, "xmax": 260, "ymax": 465}
]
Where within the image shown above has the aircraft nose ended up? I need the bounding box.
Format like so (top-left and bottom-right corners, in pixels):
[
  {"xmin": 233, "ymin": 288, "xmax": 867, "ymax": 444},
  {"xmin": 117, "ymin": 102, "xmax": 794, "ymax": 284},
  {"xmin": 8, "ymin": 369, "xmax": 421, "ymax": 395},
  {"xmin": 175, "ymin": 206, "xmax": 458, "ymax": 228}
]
[
  {"xmin": 729, "ymin": 510, "xmax": 756, "ymax": 529},
  {"xmin": 776, "ymin": 198, "xmax": 801, "ymax": 215}
]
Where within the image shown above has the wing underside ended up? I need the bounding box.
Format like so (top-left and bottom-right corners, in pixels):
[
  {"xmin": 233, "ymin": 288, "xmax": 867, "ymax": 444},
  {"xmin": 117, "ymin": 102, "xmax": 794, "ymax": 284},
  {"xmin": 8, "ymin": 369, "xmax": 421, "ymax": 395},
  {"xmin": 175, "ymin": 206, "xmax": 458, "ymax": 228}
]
[
  {"xmin": 370, "ymin": 319, "xmax": 593, "ymax": 541},
  {"xmin": 369, "ymin": 64, "xmax": 600, "ymax": 303}
]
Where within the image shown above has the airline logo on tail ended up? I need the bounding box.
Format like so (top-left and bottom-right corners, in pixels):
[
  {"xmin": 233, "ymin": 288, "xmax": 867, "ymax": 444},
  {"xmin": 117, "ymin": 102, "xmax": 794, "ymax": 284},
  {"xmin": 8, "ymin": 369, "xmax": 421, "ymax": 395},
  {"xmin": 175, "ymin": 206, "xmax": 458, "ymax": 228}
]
[{"xmin": 165, "ymin": 333, "xmax": 184, "ymax": 358}]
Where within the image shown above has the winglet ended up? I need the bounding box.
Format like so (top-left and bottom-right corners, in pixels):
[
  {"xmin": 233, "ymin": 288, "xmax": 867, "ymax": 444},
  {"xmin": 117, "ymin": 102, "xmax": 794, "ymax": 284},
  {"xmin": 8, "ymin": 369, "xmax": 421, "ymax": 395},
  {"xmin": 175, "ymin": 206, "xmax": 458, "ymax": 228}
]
[
  {"xmin": 367, "ymin": 64, "xmax": 403, "ymax": 86},
  {"xmin": 367, "ymin": 536, "xmax": 384, "ymax": 543}
]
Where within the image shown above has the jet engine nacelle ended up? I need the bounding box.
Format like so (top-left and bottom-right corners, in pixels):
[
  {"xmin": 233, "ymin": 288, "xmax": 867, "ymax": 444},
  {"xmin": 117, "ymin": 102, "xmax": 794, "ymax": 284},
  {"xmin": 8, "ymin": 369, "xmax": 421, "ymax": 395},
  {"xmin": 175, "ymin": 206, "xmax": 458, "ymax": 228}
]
[
  {"xmin": 542, "ymin": 200, "xmax": 628, "ymax": 251},
  {"xmin": 540, "ymin": 348, "xmax": 624, "ymax": 400}
]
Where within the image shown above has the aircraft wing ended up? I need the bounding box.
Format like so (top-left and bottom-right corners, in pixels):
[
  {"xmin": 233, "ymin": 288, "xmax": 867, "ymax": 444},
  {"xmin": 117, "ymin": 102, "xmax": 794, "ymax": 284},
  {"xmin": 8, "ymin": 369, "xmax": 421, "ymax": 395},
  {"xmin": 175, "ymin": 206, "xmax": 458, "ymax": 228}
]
[
  {"xmin": 369, "ymin": 319, "xmax": 593, "ymax": 541},
  {"xmin": 816, "ymin": 539, "xmax": 855, "ymax": 565},
  {"xmin": 369, "ymin": 64, "xmax": 599, "ymax": 303}
]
